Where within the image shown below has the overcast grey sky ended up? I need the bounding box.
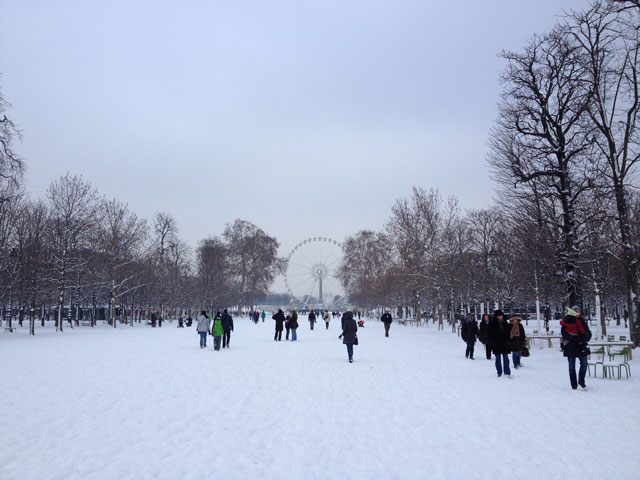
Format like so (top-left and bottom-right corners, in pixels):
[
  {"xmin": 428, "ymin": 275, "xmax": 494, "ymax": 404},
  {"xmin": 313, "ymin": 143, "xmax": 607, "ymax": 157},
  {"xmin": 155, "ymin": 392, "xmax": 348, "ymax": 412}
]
[{"xmin": 1, "ymin": 0, "xmax": 589, "ymax": 266}]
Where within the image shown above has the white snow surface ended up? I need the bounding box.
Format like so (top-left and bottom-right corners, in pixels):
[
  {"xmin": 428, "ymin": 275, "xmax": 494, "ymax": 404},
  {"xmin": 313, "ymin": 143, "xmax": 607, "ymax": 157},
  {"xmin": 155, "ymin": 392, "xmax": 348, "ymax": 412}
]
[{"xmin": 1, "ymin": 317, "xmax": 639, "ymax": 480}]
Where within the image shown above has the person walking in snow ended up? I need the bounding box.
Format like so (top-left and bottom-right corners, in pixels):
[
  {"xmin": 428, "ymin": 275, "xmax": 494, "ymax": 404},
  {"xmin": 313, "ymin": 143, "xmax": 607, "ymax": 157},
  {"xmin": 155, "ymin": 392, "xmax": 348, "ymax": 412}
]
[
  {"xmin": 272, "ymin": 309, "xmax": 285, "ymax": 341},
  {"xmin": 561, "ymin": 306, "xmax": 592, "ymax": 390},
  {"xmin": 478, "ymin": 313, "xmax": 492, "ymax": 360},
  {"xmin": 212, "ymin": 312, "xmax": 224, "ymax": 351},
  {"xmin": 509, "ymin": 316, "xmax": 526, "ymax": 368},
  {"xmin": 308, "ymin": 310, "xmax": 317, "ymax": 330},
  {"xmin": 285, "ymin": 315, "xmax": 291, "ymax": 340},
  {"xmin": 221, "ymin": 309, "xmax": 234, "ymax": 348},
  {"xmin": 261, "ymin": 311, "xmax": 266, "ymax": 323},
  {"xmin": 340, "ymin": 310, "xmax": 358, "ymax": 363},
  {"xmin": 322, "ymin": 310, "xmax": 330, "ymax": 329},
  {"xmin": 196, "ymin": 310, "xmax": 210, "ymax": 349},
  {"xmin": 289, "ymin": 310, "xmax": 299, "ymax": 341},
  {"xmin": 488, "ymin": 310, "xmax": 511, "ymax": 377},
  {"xmin": 381, "ymin": 309, "xmax": 392, "ymax": 337},
  {"xmin": 461, "ymin": 314, "xmax": 479, "ymax": 359}
]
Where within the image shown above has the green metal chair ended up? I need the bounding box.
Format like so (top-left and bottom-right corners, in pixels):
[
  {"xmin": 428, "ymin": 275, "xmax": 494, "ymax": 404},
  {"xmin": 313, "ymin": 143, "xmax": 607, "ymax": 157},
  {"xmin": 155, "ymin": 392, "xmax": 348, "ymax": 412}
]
[
  {"xmin": 588, "ymin": 346, "xmax": 606, "ymax": 378},
  {"xmin": 608, "ymin": 346, "xmax": 630, "ymax": 363},
  {"xmin": 603, "ymin": 361, "xmax": 631, "ymax": 379}
]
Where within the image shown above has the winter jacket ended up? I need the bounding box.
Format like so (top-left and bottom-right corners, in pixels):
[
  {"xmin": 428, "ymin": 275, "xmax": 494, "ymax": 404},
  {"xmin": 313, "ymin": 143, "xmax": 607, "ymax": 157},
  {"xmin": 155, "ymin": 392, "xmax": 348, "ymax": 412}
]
[
  {"xmin": 461, "ymin": 319, "xmax": 479, "ymax": 343},
  {"xmin": 221, "ymin": 310, "xmax": 234, "ymax": 332},
  {"xmin": 323, "ymin": 312, "xmax": 330, "ymax": 322},
  {"xmin": 508, "ymin": 322, "xmax": 526, "ymax": 353},
  {"xmin": 479, "ymin": 319, "xmax": 491, "ymax": 345},
  {"xmin": 488, "ymin": 317, "xmax": 510, "ymax": 354},
  {"xmin": 561, "ymin": 316, "xmax": 592, "ymax": 357},
  {"xmin": 342, "ymin": 311, "xmax": 358, "ymax": 345},
  {"xmin": 309, "ymin": 311, "xmax": 316, "ymax": 323},
  {"xmin": 196, "ymin": 315, "xmax": 210, "ymax": 333},
  {"xmin": 273, "ymin": 310, "xmax": 286, "ymax": 331},
  {"xmin": 381, "ymin": 313, "xmax": 392, "ymax": 324},
  {"xmin": 289, "ymin": 312, "xmax": 299, "ymax": 329},
  {"xmin": 212, "ymin": 316, "xmax": 224, "ymax": 336}
]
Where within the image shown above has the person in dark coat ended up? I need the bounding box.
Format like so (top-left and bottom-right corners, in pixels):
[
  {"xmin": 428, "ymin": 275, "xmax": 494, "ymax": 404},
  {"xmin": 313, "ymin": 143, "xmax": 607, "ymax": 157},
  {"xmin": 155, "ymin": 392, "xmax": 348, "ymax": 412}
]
[
  {"xmin": 221, "ymin": 309, "xmax": 234, "ymax": 348},
  {"xmin": 289, "ymin": 310, "xmax": 299, "ymax": 341},
  {"xmin": 461, "ymin": 314, "xmax": 479, "ymax": 359},
  {"xmin": 340, "ymin": 311, "xmax": 358, "ymax": 363},
  {"xmin": 285, "ymin": 315, "xmax": 291, "ymax": 340},
  {"xmin": 508, "ymin": 316, "xmax": 526, "ymax": 368},
  {"xmin": 272, "ymin": 309, "xmax": 285, "ymax": 341},
  {"xmin": 381, "ymin": 309, "xmax": 392, "ymax": 337},
  {"xmin": 561, "ymin": 306, "xmax": 592, "ymax": 389},
  {"xmin": 488, "ymin": 310, "xmax": 511, "ymax": 377},
  {"xmin": 308, "ymin": 310, "xmax": 316, "ymax": 330},
  {"xmin": 478, "ymin": 313, "xmax": 492, "ymax": 360}
]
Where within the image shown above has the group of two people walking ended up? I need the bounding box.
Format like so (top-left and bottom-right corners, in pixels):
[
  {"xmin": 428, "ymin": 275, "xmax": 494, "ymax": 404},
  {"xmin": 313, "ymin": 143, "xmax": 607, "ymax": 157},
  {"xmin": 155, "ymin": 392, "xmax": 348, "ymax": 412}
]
[{"xmin": 196, "ymin": 309, "xmax": 234, "ymax": 350}]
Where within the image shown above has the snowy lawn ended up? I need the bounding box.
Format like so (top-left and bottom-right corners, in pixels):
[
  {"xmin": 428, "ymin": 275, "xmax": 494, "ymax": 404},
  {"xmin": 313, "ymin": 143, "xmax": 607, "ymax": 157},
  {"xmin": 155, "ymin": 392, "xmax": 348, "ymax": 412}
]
[{"xmin": 1, "ymin": 317, "xmax": 638, "ymax": 480}]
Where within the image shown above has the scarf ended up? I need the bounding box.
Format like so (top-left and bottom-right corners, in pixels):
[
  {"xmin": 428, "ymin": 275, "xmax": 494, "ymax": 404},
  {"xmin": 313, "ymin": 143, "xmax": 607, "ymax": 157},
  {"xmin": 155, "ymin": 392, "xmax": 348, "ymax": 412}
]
[{"xmin": 510, "ymin": 322, "xmax": 520, "ymax": 339}]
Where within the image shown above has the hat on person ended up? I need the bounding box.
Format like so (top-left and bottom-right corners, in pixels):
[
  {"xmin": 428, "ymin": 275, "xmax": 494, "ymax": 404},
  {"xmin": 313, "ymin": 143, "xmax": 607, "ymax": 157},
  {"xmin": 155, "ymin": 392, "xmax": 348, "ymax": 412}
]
[
  {"xmin": 494, "ymin": 309, "xmax": 504, "ymax": 318},
  {"xmin": 567, "ymin": 307, "xmax": 579, "ymax": 317},
  {"xmin": 571, "ymin": 305, "xmax": 581, "ymax": 313}
]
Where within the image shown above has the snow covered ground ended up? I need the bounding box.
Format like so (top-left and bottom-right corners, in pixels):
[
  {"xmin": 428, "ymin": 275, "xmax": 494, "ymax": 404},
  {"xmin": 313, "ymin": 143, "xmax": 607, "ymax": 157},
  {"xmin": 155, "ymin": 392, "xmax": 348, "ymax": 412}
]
[{"xmin": 1, "ymin": 316, "xmax": 638, "ymax": 480}]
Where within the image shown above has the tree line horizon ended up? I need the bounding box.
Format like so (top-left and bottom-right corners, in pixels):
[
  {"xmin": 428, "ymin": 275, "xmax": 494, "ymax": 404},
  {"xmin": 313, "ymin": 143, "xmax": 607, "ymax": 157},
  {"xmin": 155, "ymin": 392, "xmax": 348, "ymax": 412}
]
[{"xmin": 0, "ymin": 1, "xmax": 638, "ymax": 343}]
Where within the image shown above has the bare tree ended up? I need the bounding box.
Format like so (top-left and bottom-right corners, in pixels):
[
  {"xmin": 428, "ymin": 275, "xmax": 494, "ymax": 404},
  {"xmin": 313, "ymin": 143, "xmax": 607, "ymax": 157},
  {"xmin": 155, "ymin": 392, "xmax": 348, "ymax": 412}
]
[
  {"xmin": 489, "ymin": 26, "xmax": 595, "ymax": 307},
  {"xmin": 94, "ymin": 198, "xmax": 148, "ymax": 328},
  {"xmin": 47, "ymin": 174, "xmax": 98, "ymax": 332},
  {"xmin": 197, "ymin": 236, "xmax": 230, "ymax": 311},
  {"xmin": 0, "ymin": 85, "xmax": 24, "ymax": 204},
  {"xmin": 567, "ymin": 1, "xmax": 640, "ymax": 343},
  {"xmin": 152, "ymin": 211, "xmax": 178, "ymax": 320},
  {"xmin": 338, "ymin": 230, "xmax": 392, "ymax": 309},
  {"xmin": 223, "ymin": 219, "xmax": 280, "ymax": 312},
  {"xmin": 13, "ymin": 200, "xmax": 49, "ymax": 334}
]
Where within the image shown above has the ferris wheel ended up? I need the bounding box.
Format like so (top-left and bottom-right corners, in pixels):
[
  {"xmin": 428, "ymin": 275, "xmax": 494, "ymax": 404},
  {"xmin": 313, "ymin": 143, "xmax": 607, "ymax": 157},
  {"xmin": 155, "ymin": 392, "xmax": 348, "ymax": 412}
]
[{"xmin": 283, "ymin": 237, "xmax": 345, "ymax": 307}]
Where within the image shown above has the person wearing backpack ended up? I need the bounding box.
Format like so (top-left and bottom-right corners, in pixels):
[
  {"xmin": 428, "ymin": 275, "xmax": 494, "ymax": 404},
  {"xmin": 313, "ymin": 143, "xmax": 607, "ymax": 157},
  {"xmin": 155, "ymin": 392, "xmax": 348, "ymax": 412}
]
[{"xmin": 212, "ymin": 312, "xmax": 224, "ymax": 351}]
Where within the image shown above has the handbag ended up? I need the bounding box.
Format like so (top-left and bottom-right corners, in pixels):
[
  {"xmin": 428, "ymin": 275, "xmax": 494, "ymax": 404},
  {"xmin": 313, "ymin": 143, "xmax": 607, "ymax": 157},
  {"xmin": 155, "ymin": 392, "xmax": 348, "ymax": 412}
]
[
  {"xmin": 522, "ymin": 346, "xmax": 530, "ymax": 357},
  {"xmin": 354, "ymin": 335, "xmax": 359, "ymax": 346}
]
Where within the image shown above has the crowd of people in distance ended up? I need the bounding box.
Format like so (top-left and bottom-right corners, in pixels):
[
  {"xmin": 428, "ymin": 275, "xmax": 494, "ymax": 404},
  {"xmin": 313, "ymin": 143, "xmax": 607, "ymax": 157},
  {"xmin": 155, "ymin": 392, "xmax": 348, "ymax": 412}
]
[{"xmin": 192, "ymin": 302, "xmax": 597, "ymax": 388}]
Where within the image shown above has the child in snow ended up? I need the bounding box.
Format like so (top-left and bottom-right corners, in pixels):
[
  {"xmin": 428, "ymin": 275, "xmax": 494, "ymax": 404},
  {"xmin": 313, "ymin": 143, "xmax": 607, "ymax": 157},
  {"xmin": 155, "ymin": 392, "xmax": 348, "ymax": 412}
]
[
  {"xmin": 560, "ymin": 307, "xmax": 585, "ymax": 335},
  {"xmin": 212, "ymin": 312, "xmax": 223, "ymax": 350}
]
